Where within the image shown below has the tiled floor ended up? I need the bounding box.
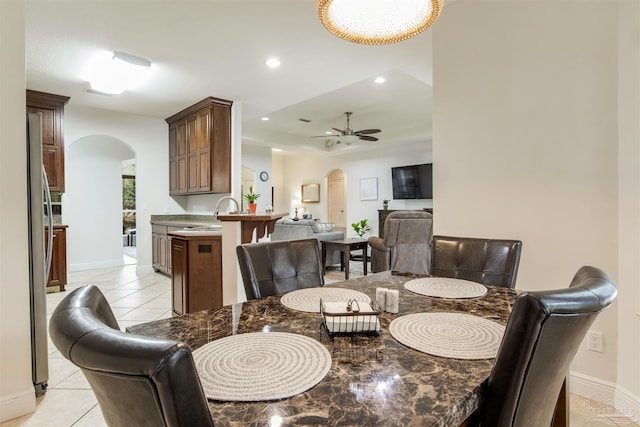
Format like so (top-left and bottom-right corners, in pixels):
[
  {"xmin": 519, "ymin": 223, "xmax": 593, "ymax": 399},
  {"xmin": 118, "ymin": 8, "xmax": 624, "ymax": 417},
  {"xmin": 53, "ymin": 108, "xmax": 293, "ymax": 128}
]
[{"xmin": 2, "ymin": 257, "xmax": 637, "ymax": 426}]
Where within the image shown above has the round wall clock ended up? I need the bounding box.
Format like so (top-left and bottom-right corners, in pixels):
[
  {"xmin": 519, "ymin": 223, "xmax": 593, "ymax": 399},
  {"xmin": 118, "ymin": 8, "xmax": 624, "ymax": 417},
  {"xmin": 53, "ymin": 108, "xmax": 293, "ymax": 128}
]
[{"xmin": 260, "ymin": 171, "xmax": 269, "ymax": 181}]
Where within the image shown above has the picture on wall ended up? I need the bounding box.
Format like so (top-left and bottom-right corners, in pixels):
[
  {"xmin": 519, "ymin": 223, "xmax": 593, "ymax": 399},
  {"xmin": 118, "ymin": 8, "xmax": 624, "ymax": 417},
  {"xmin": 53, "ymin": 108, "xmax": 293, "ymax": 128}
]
[
  {"xmin": 301, "ymin": 183, "xmax": 320, "ymax": 203},
  {"xmin": 360, "ymin": 177, "xmax": 378, "ymax": 201}
]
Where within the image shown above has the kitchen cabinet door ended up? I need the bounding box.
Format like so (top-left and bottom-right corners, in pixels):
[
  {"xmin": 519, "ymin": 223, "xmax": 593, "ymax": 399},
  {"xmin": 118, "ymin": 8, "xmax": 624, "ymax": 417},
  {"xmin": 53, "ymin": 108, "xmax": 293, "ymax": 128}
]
[{"xmin": 26, "ymin": 90, "xmax": 70, "ymax": 194}]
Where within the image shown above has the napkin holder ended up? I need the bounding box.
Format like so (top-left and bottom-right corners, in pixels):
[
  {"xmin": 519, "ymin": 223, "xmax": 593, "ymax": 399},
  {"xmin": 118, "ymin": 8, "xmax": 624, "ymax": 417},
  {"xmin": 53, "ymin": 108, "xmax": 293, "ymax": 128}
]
[{"xmin": 320, "ymin": 298, "xmax": 382, "ymax": 336}]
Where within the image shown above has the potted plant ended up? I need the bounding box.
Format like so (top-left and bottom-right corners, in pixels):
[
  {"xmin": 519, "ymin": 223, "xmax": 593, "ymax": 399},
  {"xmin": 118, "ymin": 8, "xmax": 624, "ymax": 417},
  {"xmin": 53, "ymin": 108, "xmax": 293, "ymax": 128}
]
[
  {"xmin": 351, "ymin": 219, "xmax": 371, "ymax": 238},
  {"xmin": 382, "ymin": 199, "xmax": 389, "ymax": 210},
  {"xmin": 244, "ymin": 189, "xmax": 260, "ymax": 213}
]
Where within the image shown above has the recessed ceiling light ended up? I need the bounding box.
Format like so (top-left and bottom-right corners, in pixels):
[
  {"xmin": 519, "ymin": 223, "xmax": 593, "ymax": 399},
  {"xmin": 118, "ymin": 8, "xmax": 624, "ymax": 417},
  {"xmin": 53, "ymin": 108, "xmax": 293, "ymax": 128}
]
[
  {"xmin": 325, "ymin": 131, "xmax": 333, "ymax": 134},
  {"xmin": 265, "ymin": 58, "xmax": 281, "ymax": 68},
  {"xmin": 272, "ymin": 148, "xmax": 283, "ymax": 152},
  {"xmin": 374, "ymin": 76, "xmax": 386, "ymax": 84},
  {"xmin": 261, "ymin": 117, "xmax": 270, "ymax": 121}
]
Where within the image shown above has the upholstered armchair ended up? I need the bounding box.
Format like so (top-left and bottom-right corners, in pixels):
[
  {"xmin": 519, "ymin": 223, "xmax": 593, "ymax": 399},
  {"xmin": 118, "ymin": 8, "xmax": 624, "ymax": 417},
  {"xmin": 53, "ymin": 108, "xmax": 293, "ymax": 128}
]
[{"xmin": 368, "ymin": 211, "xmax": 433, "ymax": 275}]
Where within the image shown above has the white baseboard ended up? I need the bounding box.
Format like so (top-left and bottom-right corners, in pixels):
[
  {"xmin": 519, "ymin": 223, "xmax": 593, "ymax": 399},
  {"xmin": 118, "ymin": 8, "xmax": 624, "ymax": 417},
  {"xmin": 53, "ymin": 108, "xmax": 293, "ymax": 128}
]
[
  {"xmin": 0, "ymin": 389, "xmax": 35, "ymax": 423},
  {"xmin": 570, "ymin": 371, "xmax": 640, "ymax": 422},
  {"xmin": 69, "ymin": 259, "xmax": 124, "ymax": 272}
]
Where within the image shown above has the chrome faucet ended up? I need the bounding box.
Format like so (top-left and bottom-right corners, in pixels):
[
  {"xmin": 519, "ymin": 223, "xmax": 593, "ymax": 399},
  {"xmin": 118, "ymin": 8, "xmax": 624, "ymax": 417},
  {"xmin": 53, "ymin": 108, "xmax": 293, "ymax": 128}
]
[{"xmin": 214, "ymin": 196, "xmax": 240, "ymax": 216}]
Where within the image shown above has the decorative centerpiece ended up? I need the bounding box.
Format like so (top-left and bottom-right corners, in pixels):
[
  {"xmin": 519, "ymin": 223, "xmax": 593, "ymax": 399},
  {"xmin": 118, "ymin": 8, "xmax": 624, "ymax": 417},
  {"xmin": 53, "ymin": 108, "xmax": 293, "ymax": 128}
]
[
  {"xmin": 320, "ymin": 297, "xmax": 381, "ymax": 336},
  {"xmin": 244, "ymin": 189, "xmax": 261, "ymax": 213}
]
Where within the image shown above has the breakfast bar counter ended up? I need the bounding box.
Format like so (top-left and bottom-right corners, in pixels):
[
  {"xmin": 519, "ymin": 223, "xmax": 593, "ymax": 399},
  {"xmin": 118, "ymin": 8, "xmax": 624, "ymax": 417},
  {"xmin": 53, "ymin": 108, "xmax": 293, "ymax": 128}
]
[{"xmin": 128, "ymin": 272, "xmax": 517, "ymax": 426}]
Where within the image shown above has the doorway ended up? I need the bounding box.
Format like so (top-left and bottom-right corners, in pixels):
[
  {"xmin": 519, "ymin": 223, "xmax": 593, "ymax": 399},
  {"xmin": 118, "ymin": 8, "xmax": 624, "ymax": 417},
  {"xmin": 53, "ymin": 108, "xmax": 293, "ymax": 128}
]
[
  {"xmin": 122, "ymin": 159, "xmax": 136, "ymax": 265},
  {"xmin": 327, "ymin": 169, "xmax": 346, "ymax": 230}
]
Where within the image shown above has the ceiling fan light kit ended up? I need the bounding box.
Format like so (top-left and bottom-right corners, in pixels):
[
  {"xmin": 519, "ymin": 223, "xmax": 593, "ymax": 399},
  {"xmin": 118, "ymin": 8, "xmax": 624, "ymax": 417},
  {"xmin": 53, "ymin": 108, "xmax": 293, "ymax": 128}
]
[
  {"xmin": 312, "ymin": 112, "xmax": 381, "ymax": 149},
  {"xmin": 316, "ymin": 0, "xmax": 444, "ymax": 45}
]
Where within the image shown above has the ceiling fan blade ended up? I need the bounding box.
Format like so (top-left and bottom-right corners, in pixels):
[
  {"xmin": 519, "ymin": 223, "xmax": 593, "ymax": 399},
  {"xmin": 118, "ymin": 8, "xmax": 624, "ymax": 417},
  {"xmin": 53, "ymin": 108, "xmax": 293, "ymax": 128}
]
[
  {"xmin": 359, "ymin": 135, "xmax": 378, "ymax": 141},
  {"xmin": 311, "ymin": 134, "xmax": 339, "ymax": 138},
  {"xmin": 331, "ymin": 127, "xmax": 345, "ymax": 134},
  {"xmin": 354, "ymin": 128, "xmax": 381, "ymax": 135}
]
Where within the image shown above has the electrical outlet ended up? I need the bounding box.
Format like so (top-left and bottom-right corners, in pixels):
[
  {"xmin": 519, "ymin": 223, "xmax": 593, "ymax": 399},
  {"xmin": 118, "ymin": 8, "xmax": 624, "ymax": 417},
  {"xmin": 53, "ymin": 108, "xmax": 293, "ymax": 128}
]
[{"xmin": 587, "ymin": 331, "xmax": 603, "ymax": 353}]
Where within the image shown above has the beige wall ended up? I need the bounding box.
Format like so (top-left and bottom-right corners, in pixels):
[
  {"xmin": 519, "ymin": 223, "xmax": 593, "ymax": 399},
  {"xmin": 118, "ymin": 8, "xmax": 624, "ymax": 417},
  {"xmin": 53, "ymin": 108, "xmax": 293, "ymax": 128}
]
[
  {"xmin": 433, "ymin": 0, "xmax": 638, "ymax": 409},
  {"xmin": 0, "ymin": 1, "xmax": 36, "ymax": 421},
  {"xmin": 615, "ymin": 0, "xmax": 640, "ymax": 403}
]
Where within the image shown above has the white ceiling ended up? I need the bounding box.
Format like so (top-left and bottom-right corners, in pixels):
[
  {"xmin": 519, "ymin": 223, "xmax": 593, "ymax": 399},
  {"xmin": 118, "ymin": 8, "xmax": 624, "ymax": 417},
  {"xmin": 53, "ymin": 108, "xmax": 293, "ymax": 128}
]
[{"xmin": 25, "ymin": 0, "xmax": 434, "ymax": 155}]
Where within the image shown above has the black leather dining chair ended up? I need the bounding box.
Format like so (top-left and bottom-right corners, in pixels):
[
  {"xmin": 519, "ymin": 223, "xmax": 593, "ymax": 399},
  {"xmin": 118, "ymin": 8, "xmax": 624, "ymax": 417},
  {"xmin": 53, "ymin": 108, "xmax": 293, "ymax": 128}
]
[
  {"xmin": 431, "ymin": 235, "xmax": 523, "ymax": 288},
  {"xmin": 49, "ymin": 285, "xmax": 214, "ymax": 427},
  {"xmin": 476, "ymin": 265, "xmax": 617, "ymax": 427},
  {"xmin": 236, "ymin": 238, "xmax": 324, "ymax": 300}
]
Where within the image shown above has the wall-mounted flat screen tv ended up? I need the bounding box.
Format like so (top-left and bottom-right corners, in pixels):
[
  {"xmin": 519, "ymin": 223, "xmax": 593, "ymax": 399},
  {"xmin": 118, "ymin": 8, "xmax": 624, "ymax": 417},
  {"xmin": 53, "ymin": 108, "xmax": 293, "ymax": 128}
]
[{"xmin": 391, "ymin": 163, "xmax": 433, "ymax": 200}]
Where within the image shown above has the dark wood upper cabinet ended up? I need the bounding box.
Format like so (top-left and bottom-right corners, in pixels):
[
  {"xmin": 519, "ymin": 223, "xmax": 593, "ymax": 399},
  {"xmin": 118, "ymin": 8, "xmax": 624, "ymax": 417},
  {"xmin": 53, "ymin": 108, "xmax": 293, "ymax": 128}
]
[
  {"xmin": 26, "ymin": 90, "xmax": 70, "ymax": 194},
  {"xmin": 166, "ymin": 97, "xmax": 232, "ymax": 195}
]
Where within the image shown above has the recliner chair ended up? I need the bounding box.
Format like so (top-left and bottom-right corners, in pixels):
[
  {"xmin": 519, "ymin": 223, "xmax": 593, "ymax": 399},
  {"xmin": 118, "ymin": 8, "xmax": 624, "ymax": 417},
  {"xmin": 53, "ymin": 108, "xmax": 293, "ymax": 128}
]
[
  {"xmin": 431, "ymin": 235, "xmax": 523, "ymax": 288},
  {"xmin": 368, "ymin": 211, "xmax": 434, "ymax": 275},
  {"xmin": 49, "ymin": 285, "xmax": 214, "ymax": 427},
  {"xmin": 477, "ymin": 265, "xmax": 617, "ymax": 426},
  {"xmin": 236, "ymin": 238, "xmax": 324, "ymax": 300}
]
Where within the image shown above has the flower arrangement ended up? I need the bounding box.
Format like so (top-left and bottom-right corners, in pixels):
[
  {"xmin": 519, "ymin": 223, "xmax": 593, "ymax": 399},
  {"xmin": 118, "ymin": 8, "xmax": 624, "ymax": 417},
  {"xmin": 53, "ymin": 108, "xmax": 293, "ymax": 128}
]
[{"xmin": 351, "ymin": 219, "xmax": 371, "ymax": 238}]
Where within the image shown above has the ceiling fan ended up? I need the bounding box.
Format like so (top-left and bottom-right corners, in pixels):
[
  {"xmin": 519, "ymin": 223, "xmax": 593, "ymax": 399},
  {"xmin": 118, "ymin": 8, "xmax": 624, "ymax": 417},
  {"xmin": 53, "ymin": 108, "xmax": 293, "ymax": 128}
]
[{"xmin": 312, "ymin": 112, "xmax": 381, "ymax": 146}]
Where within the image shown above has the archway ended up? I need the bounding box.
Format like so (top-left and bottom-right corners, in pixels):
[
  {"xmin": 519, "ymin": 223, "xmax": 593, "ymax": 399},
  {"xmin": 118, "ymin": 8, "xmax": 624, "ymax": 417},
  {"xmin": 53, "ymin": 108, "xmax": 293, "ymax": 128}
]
[{"xmin": 66, "ymin": 135, "xmax": 136, "ymax": 271}]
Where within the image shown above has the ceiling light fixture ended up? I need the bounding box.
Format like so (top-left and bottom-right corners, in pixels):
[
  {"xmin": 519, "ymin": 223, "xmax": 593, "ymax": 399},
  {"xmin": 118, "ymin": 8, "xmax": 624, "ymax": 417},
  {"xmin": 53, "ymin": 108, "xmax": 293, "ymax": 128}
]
[
  {"xmin": 261, "ymin": 117, "xmax": 270, "ymax": 121},
  {"xmin": 88, "ymin": 50, "xmax": 151, "ymax": 95},
  {"xmin": 316, "ymin": 0, "xmax": 444, "ymax": 45},
  {"xmin": 340, "ymin": 135, "xmax": 359, "ymax": 145},
  {"xmin": 266, "ymin": 58, "xmax": 281, "ymax": 68},
  {"xmin": 374, "ymin": 76, "xmax": 386, "ymax": 84}
]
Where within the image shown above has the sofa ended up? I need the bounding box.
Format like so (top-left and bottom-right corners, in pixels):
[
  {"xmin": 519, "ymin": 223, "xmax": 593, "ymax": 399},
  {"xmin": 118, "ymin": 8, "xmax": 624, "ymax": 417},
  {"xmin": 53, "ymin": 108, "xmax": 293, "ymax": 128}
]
[{"xmin": 270, "ymin": 219, "xmax": 344, "ymax": 266}]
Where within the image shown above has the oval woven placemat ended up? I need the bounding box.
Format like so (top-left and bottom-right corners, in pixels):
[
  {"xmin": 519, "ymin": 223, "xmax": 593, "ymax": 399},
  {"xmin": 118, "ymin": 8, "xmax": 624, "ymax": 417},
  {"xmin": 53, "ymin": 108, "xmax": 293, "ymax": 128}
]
[
  {"xmin": 389, "ymin": 312, "xmax": 505, "ymax": 360},
  {"xmin": 404, "ymin": 277, "xmax": 488, "ymax": 299},
  {"xmin": 280, "ymin": 287, "xmax": 370, "ymax": 313},
  {"xmin": 192, "ymin": 332, "xmax": 332, "ymax": 401}
]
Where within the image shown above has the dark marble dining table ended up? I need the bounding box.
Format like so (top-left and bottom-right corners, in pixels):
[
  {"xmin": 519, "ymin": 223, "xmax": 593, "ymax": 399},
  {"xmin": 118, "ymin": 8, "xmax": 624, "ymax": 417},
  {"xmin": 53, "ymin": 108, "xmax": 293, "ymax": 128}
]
[{"xmin": 127, "ymin": 271, "xmax": 517, "ymax": 427}]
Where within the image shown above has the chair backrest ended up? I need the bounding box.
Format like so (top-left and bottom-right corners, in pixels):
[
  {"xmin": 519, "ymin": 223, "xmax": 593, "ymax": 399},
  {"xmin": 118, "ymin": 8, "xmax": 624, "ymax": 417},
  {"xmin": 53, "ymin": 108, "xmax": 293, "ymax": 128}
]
[
  {"xmin": 431, "ymin": 235, "xmax": 522, "ymax": 288},
  {"xmin": 49, "ymin": 285, "xmax": 214, "ymax": 427},
  {"xmin": 236, "ymin": 238, "xmax": 324, "ymax": 300},
  {"xmin": 384, "ymin": 210, "xmax": 434, "ymax": 274},
  {"xmin": 481, "ymin": 265, "xmax": 617, "ymax": 427}
]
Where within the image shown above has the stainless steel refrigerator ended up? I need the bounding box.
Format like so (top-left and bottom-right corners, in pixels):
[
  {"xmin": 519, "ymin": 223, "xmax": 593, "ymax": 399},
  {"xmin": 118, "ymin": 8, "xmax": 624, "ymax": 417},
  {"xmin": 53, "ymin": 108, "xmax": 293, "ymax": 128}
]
[{"xmin": 26, "ymin": 112, "xmax": 54, "ymax": 396}]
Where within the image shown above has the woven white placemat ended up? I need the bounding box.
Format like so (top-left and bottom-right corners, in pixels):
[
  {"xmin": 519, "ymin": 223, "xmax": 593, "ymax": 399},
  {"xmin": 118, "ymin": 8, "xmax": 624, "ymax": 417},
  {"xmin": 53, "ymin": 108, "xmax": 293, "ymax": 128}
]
[
  {"xmin": 389, "ymin": 312, "xmax": 505, "ymax": 360},
  {"xmin": 280, "ymin": 287, "xmax": 370, "ymax": 313},
  {"xmin": 404, "ymin": 277, "xmax": 488, "ymax": 299},
  {"xmin": 192, "ymin": 332, "xmax": 331, "ymax": 401}
]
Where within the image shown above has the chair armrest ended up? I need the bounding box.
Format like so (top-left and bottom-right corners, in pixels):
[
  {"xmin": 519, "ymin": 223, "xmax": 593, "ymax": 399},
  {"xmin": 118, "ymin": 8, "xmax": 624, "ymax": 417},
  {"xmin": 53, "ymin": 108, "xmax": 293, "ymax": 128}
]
[{"xmin": 368, "ymin": 236, "xmax": 389, "ymax": 252}]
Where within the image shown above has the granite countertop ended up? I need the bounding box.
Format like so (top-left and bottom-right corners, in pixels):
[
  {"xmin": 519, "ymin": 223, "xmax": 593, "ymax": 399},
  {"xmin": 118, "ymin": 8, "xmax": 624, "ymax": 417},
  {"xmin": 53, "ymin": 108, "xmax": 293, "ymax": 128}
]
[
  {"xmin": 167, "ymin": 228, "xmax": 222, "ymax": 238},
  {"xmin": 150, "ymin": 214, "xmax": 220, "ymax": 227},
  {"xmin": 127, "ymin": 272, "xmax": 516, "ymax": 427}
]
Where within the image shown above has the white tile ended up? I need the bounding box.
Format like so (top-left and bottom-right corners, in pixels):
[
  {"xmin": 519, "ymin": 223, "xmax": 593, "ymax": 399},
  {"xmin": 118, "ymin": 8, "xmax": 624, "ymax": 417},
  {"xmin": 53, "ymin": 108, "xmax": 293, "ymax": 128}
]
[
  {"xmin": 72, "ymin": 404, "xmax": 107, "ymax": 427},
  {"xmin": 0, "ymin": 389, "xmax": 98, "ymax": 427},
  {"xmin": 47, "ymin": 358, "xmax": 81, "ymax": 389},
  {"xmin": 54, "ymin": 370, "xmax": 92, "ymax": 390},
  {"xmin": 138, "ymin": 295, "xmax": 171, "ymax": 309},
  {"xmin": 108, "ymin": 295, "xmax": 155, "ymax": 308},
  {"xmin": 117, "ymin": 307, "xmax": 168, "ymax": 322}
]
